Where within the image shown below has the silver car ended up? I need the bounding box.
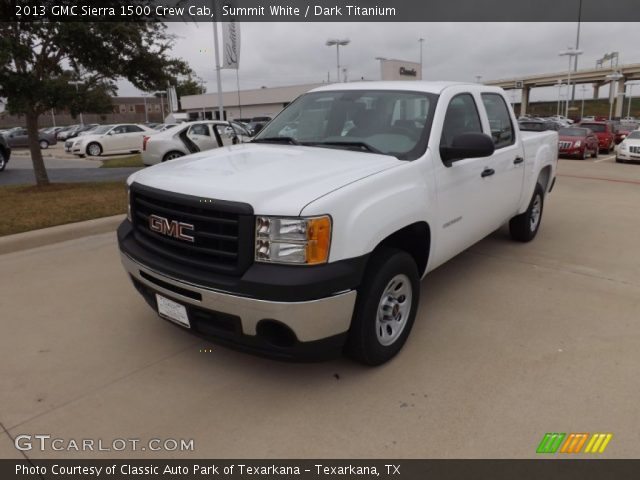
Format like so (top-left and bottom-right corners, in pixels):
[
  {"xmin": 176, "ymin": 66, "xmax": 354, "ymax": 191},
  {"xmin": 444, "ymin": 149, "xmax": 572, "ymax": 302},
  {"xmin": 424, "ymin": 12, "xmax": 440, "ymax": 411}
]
[{"xmin": 141, "ymin": 121, "xmax": 247, "ymax": 166}]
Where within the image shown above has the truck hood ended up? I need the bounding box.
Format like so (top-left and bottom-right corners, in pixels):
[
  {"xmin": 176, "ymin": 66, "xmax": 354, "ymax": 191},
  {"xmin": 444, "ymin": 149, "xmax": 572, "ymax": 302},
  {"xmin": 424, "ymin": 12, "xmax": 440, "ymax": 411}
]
[{"xmin": 128, "ymin": 143, "xmax": 403, "ymax": 215}]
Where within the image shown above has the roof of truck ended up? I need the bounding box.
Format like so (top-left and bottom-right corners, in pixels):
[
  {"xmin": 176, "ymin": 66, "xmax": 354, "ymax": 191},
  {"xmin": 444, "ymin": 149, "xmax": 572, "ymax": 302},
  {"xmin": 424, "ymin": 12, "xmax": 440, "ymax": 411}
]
[{"xmin": 310, "ymin": 81, "xmax": 493, "ymax": 95}]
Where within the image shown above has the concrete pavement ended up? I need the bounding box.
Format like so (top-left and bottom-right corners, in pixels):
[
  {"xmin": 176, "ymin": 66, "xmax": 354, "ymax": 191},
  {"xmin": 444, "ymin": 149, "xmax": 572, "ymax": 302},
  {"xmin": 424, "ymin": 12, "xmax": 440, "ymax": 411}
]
[{"xmin": 0, "ymin": 159, "xmax": 639, "ymax": 459}]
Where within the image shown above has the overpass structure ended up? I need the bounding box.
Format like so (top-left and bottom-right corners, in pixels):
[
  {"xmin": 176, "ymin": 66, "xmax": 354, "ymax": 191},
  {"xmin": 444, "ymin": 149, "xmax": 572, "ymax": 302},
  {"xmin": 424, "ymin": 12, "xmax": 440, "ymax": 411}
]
[{"xmin": 485, "ymin": 63, "xmax": 640, "ymax": 117}]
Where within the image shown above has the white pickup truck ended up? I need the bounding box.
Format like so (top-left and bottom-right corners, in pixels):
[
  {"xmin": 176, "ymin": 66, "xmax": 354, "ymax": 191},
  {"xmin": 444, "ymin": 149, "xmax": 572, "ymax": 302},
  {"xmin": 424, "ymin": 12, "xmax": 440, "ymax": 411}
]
[{"xmin": 118, "ymin": 82, "xmax": 558, "ymax": 365}]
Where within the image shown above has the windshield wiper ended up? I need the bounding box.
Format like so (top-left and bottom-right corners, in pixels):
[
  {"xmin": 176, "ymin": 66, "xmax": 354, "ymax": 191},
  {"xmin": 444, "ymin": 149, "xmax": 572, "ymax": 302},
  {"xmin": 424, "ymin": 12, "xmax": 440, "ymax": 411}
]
[
  {"xmin": 309, "ymin": 141, "xmax": 385, "ymax": 155},
  {"xmin": 252, "ymin": 136, "xmax": 300, "ymax": 145}
]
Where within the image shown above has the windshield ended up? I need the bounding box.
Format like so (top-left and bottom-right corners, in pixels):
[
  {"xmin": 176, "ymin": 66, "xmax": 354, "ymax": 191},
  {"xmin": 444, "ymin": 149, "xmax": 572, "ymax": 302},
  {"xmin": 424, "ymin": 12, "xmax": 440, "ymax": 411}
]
[
  {"xmin": 581, "ymin": 123, "xmax": 606, "ymax": 132},
  {"xmin": 559, "ymin": 128, "xmax": 588, "ymax": 137},
  {"xmin": 628, "ymin": 131, "xmax": 640, "ymax": 139},
  {"xmin": 254, "ymin": 90, "xmax": 437, "ymax": 160},
  {"xmin": 91, "ymin": 125, "xmax": 114, "ymax": 134}
]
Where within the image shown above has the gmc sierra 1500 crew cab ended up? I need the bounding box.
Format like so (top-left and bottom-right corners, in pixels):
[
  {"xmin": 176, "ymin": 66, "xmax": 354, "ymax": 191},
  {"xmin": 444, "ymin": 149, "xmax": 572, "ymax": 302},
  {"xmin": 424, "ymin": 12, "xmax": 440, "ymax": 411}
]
[{"xmin": 118, "ymin": 82, "xmax": 558, "ymax": 365}]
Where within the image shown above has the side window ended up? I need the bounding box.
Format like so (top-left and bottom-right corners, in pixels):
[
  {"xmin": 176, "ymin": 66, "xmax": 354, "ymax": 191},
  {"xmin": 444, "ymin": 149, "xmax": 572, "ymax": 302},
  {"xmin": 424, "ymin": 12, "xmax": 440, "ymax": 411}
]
[
  {"xmin": 111, "ymin": 126, "xmax": 126, "ymax": 134},
  {"xmin": 126, "ymin": 125, "xmax": 143, "ymax": 133},
  {"xmin": 188, "ymin": 124, "xmax": 210, "ymax": 136},
  {"xmin": 481, "ymin": 93, "xmax": 515, "ymax": 148},
  {"xmin": 440, "ymin": 94, "xmax": 483, "ymax": 149}
]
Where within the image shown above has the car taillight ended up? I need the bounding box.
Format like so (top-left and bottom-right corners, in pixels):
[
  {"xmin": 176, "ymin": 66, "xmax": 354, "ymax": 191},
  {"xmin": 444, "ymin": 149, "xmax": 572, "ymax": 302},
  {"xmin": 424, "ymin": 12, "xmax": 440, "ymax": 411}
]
[{"xmin": 143, "ymin": 136, "xmax": 150, "ymax": 151}]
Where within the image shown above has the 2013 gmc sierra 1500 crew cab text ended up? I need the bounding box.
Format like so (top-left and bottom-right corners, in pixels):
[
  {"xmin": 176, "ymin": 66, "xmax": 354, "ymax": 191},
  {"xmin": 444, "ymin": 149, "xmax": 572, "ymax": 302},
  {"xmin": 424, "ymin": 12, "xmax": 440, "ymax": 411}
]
[{"xmin": 118, "ymin": 82, "xmax": 558, "ymax": 365}]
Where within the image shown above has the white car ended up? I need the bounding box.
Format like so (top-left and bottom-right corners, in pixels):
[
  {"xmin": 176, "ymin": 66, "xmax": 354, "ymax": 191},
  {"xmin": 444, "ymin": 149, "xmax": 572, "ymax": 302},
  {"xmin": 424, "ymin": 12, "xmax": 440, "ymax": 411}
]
[
  {"xmin": 142, "ymin": 121, "xmax": 246, "ymax": 166},
  {"xmin": 69, "ymin": 124, "xmax": 155, "ymax": 157},
  {"xmin": 616, "ymin": 130, "xmax": 640, "ymax": 163}
]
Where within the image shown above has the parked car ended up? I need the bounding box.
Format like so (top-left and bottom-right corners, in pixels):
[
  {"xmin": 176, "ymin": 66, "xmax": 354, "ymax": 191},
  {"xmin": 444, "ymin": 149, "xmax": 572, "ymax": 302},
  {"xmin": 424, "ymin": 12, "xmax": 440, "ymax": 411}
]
[
  {"xmin": 558, "ymin": 127, "xmax": 599, "ymax": 159},
  {"xmin": 68, "ymin": 124, "xmax": 155, "ymax": 157},
  {"xmin": 223, "ymin": 121, "xmax": 252, "ymax": 140},
  {"xmin": 549, "ymin": 115, "xmax": 573, "ymax": 126},
  {"xmin": 152, "ymin": 123, "xmax": 178, "ymax": 132},
  {"xmin": 615, "ymin": 130, "xmax": 640, "ymax": 163},
  {"xmin": 577, "ymin": 121, "xmax": 616, "ymax": 153},
  {"xmin": 246, "ymin": 116, "xmax": 272, "ymax": 136},
  {"xmin": 141, "ymin": 121, "xmax": 241, "ymax": 166},
  {"xmin": 118, "ymin": 82, "xmax": 558, "ymax": 365},
  {"xmin": 56, "ymin": 125, "xmax": 79, "ymax": 140},
  {"xmin": 518, "ymin": 119, "xmax": 559, "ymax": 132},
  {"xmin": 0, "ymin": 133, "xmax": 11, "ymax": 171},
  {"xmin": 613, "ymin": 122, "xmax": 639, "ymax": 144},
  {"xmin": 4, "ymin": 127, "xmax": 57, "ymax": 149},
  {"xmin": 41, "ymin": 126, "xmax": 66, "ymax": 136},
  {"xmin": 66, "ymin": 123, "xmax": 99, "ymax": 140}
]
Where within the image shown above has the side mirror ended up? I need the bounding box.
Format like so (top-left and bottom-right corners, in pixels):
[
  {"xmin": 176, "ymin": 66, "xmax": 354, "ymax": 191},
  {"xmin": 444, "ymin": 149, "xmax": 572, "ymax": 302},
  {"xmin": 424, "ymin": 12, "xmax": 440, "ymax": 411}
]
[{"xmin": 440, "ymin": 132, "xmax": 495, "ymax": 167}]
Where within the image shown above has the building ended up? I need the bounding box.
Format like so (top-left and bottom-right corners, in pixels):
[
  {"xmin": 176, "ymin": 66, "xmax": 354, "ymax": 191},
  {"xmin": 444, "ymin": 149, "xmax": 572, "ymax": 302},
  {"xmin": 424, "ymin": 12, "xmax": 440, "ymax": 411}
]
[
  {"xmin": 0, "ymin": 96, "xmax": 170, "ymax": 128},
  {"xmin": 181, "ymin": 83, "xmax": 324, "ymax": 121},
  {"xmin": 379, "ymin": 59, "xmax": 422, "ymax": 81}
]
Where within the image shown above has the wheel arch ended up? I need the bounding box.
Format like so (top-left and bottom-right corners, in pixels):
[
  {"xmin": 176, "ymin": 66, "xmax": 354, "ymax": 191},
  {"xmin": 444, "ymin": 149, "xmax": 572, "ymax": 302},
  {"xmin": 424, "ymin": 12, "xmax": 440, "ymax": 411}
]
[{"xmin": 371, "ymin": 221, "xmax": 431, "ymax": 278}]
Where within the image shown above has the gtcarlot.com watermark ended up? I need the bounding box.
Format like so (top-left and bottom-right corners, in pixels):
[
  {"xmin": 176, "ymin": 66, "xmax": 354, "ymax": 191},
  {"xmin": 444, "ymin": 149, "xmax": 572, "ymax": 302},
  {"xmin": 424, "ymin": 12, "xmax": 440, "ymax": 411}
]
[{"xmin": 15, "ymin": 434, "xmax": 195, "ymax": 452}]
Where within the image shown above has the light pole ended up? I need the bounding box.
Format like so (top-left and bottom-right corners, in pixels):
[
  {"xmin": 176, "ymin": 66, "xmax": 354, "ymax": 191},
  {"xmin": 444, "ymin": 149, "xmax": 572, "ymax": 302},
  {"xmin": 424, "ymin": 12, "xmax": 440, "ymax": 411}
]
[
  {"xmin": 580, "ymin": 84, "xmax": 587, "ymax": 118},
  {"xmin": 555, "ymin": 80, "xmax": 564, "ymax": 116},
  {"xmin": 475, "ymin": 75, "xmax": 483, "ymax": 84},
  {"xmin": 68, "ymin": 80, "xmax": 84, "ymax": 125},
  {"xmin": 559, "ymin": 48, "xmax": 583, "ymax": 117},
  {"xmin": 326, "ymin": 39, "xmax": 350, "ymax": 84},
  {"xmin": 625, "ymin": 81, "xmax": 639, "ymax": 119},
  {"xmin": 418, "ymin": 38, "xmax": 425, "ymax": 79},
  {"xmin": 141, "ymin": 94, "xmax": 149, "ymax": 123},
  {"xmin": 606, "ymin": 72, "xmax": 623, "ymax": 120}
]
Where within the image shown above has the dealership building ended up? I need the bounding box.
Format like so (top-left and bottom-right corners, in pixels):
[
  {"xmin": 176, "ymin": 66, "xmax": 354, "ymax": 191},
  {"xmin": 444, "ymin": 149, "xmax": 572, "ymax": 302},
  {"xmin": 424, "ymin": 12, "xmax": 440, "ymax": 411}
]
[{"xmin": 180, "ymin": 59, "xmax": 423, "ymax": 122}]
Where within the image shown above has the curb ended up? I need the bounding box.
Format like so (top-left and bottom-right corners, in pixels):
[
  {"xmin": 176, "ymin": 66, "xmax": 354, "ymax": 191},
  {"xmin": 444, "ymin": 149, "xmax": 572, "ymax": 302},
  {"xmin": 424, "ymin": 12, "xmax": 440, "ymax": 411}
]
[{"xmin": 0, "ymin": 214, "xmax": 125, "ymax": 255}]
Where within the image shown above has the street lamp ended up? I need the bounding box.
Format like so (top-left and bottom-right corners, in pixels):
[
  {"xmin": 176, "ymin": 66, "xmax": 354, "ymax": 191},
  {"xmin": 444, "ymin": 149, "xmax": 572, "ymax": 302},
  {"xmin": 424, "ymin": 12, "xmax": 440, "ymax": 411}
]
[
  {"xmin": 625, "ymin": 80, "xmax": 640, "ymax": 119},
  {"xmin": 580, "ymin": 84, "xmax": 588, "ymax": 119},
  {"xmin": 68, "ymin": 80, "xmax": 84, "ymax": 125},
  {"xmin": 326, "ymin": 39, "xmax": 350, "ymax": 84},
  {"xmin": 475, "ymin": 75, "xmax": 483, "ymax": 84},
  {"xmin": 141, "ymin": 93, "xmax": 149, "ymax": 123},
  {"xmin": 559, "ymin": 48, "xmax": 583, "ymax": 117},
  {"xmin": 555, "ymin": 80, "xmax": 565, "ymax": 116},
  {"xmin": 418, "ymin": 38, "xmax": 425, "ymax": 79},
  {"xmin": 606, "ymin": 71, "xmax": 624, "ymax": 120}
]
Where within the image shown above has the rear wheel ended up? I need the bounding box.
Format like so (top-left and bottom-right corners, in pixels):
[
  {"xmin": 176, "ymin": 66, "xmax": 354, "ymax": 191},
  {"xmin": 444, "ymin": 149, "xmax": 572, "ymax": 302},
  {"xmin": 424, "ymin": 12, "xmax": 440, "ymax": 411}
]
[
  {"xmin": 39, "ymin": 139, "xmax": 49, "ymax": 149},
  {"xmin": 345, "ymin": 247, "xmax": 420, "ymax": 366},
  {"xmin": 162, "ymin": 151, "xmax": 184, "ymax": 162},
  {"xmin": 591, "ymin": 147, "xmax": 598, "ymax": 159},
  {"xmin": 509, "ymin": 183, "xmax": 544, "ymax": 242},
  {"xmin": 0, "ymin": 150, "xmax": 6, "ymax": 171}
]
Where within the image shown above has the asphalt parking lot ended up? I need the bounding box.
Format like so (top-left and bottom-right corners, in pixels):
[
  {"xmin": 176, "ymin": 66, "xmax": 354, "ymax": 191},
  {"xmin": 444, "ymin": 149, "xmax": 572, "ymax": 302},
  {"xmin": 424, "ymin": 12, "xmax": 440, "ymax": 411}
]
[
  {"xmin": 0, "ymin": 145, "xmax": 141, "ymax": 186},
  {"xmin": 1, "ymin": 155, "xmax": 639, "ymax": 460}
]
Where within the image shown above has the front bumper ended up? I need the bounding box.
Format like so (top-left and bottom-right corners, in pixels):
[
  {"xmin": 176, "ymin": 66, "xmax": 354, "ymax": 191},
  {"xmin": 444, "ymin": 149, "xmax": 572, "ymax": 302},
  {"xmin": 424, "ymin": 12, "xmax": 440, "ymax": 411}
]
[
  {"xmin": 118, "ymin": 221, "xmax": 364, "ymax": 360},
  {"xmin": 559, "ymin": 146, "xmax": 584, "ymax": 157},
  {"xmin": 616, "ymin": 150, "xmax": 640, "ymax": 162}
]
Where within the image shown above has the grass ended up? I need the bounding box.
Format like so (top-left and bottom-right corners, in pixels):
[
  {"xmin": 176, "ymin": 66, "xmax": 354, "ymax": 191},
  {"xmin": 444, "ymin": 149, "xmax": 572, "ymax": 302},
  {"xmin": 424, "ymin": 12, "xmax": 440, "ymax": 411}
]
[
  {"xmin": 0, "ymin": 181, "xmax": 127, "ymax": 236},
  {"xmin": 100, "ymin": 154, "xmax": 143, "ymax": 168}
]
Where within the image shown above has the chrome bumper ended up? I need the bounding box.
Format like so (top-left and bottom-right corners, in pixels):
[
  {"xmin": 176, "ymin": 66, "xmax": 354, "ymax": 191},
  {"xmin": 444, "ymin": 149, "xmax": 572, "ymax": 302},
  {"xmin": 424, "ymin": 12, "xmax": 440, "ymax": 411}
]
[{"xmin": 120, "ymin": 253, "xmax": 357, "ymax": 342}]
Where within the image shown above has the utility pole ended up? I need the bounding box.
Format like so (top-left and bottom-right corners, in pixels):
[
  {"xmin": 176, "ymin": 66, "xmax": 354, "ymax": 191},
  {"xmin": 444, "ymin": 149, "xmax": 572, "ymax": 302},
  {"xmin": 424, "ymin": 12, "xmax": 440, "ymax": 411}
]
[
  {"xmin": 212, "ymin": 21, "xmax": 225, "ymax": 121},
  {"xmin": 572, "ymin": 0, "xmax": 583, "ymax": 101},
  {"xmin": 419, "ymin": 38, "xmax": 425, "ymax": 80}
]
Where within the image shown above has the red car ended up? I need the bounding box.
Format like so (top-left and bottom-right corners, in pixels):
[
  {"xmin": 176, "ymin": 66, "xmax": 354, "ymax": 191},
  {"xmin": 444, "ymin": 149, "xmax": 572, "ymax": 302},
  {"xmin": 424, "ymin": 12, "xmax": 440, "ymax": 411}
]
[
  {"xmin": 577, "ymin": 122, "xmax": 615, "ymax": 153},
  {"xmin": 558, "ymin": 127, "xmax": 599, "ymax": 159},
  {"xmin": 614, "ymin": 123, "xmax": 639, "ymax": 144}
]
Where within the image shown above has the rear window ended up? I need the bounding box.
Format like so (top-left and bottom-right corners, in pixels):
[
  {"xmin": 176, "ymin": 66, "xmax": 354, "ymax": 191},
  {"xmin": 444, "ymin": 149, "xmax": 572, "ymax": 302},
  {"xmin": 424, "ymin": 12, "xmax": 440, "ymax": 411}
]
[
  {"xmin": 581, "ymin": 123, "xmax": 606, "ymax": 132},
  {"xmin": 481, "ymin": 93, "xmax": 515, "ymax": 148}
]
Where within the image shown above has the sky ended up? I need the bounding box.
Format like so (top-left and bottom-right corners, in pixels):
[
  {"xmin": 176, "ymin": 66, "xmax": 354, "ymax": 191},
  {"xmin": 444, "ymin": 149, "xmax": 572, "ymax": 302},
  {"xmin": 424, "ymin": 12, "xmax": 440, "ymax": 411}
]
[{"xmin": 118, "ymin": 22, "xmax": 640, "ymax": 102}]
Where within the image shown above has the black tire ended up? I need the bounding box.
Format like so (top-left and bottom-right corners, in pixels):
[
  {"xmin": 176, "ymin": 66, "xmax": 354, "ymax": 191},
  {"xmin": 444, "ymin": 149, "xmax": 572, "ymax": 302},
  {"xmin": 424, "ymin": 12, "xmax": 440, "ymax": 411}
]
[
  {"xmin": 345, "ymin": 247, "xmax": 420, "ymax": 366},
  {"xmin": 39, "ymin": 139, "xmax": 49, "ymax": 149},
  {"xmin": 162, "ymin": 151, "xmax": 184, "ymax": 162},
  {"xmin": 616, "ymin": 157, "xmax": 624, "ymax": 163},
  {"xmin": 591, "ymin": 148, "xmax": 598, "ymax": 159},
  {"xmin": 87, "ymin": 142, "xmax": 102, "ymax": 157},
  {"xmin": 580, "ymin": 148, "xmax": 587, "ymax": 160},
  {"xmin": 509, "ymin": 183, "xmax": 545, "ymax": 242},
  {"xmin": 0, "ymin": 150, "xmax": 6, "ymax": 171}
]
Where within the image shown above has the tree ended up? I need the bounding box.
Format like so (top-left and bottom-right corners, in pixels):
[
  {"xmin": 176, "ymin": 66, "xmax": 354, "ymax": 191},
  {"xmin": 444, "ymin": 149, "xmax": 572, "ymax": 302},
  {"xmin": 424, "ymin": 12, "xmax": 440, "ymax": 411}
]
[{"xmin": 0, "ymin": 8, "xmax": 190, "ymax": 185}]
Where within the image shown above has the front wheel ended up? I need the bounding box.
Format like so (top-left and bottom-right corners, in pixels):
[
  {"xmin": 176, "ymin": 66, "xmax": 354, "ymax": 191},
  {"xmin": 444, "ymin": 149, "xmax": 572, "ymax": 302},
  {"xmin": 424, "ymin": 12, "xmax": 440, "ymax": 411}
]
[
  {"xmin": 39, "ymin": 140, "xmax": 49, "ymax": 149},
  {"xmin": 87, "ymin": 142, "xmax": 102, "ymax": 157},
  {"xmin": 509, "ymin": 183, "xmax": 544, "ymax": 242},
  {"xmin": 345, "ymin": 248, "xmax": 420, "ymax": 366}
]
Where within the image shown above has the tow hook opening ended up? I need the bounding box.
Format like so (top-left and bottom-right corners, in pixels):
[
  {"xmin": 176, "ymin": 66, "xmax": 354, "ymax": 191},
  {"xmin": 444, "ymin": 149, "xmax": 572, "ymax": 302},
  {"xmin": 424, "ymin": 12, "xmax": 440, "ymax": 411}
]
[{"xmin": 256, "ymin": 320, "xmax": 297, "ymax": 348}]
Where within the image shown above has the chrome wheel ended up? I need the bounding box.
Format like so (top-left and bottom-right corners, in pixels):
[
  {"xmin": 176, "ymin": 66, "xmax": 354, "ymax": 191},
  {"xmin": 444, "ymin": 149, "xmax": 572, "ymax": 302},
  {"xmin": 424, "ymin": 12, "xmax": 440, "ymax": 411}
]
[
  {"xmin": 39, "ymin": 140, "xmax": 49, "ymax": 149},
  {"xmin": 376, "ymin": 274, "xmax": 412, "ymax": 346},
  {"xmin": 530, "ymin": 194, "xmax": 542, "ymax": 232},
  {"xmin": 163, "ymin": 152, "xmax": 183, "ymax": 161},
  {"xmin": 0, "ymin": 154, "xmax": 5, "ymax": 170},
  {"xmin": 87, "ymin": 143, "xmax": 101, "ymax": 156}
]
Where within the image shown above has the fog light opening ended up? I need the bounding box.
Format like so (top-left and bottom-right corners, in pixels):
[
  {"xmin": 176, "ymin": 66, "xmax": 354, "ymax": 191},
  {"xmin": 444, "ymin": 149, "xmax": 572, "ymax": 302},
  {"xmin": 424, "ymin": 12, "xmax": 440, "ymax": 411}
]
[{"xmin": 256, "ymin": 320, "xmax": 297, "ymax": 348}]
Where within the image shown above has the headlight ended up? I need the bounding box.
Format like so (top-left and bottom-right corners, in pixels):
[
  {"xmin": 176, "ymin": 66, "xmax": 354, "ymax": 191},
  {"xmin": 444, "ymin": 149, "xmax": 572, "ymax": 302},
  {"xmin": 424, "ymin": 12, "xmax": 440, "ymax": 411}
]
[
  {"xmin": 255, "ymin": 215, "xmax": 331, "ymax": 265},
  {"xmin": 574, "ymin": 140, "xmax": 582, "ymax": 147},
  {"xmin": 127, "ymin": 187, "xmax": 132, "ymax": 222}
]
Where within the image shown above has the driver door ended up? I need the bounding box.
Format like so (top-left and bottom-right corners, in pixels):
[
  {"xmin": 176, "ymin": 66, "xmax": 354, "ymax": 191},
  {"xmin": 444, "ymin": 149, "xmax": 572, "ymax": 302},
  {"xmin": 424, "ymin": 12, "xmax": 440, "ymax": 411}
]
[{"xmin": 107, "ymin": 125, "xmax": 128, "ymax": 152}]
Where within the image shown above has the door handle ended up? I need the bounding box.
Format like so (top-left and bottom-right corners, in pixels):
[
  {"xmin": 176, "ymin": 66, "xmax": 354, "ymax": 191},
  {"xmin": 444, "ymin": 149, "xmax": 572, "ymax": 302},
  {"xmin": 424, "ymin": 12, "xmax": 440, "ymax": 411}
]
[
  {"xmin": 514, "ymin": 157, "xmax": 524, "ymax": 165},
  {"xmin": 481, "ymin": 168, "xmax": 495, "ymax": 178}
]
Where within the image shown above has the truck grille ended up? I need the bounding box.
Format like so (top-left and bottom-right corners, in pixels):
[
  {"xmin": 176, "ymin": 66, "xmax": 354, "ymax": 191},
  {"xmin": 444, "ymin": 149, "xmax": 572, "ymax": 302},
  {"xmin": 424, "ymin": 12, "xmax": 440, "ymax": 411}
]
[
  {"xmin": 558, "ymin": 141, "xmax": 573, "ymax": 150},
  {"xmin": 630, "ymin": 146, "xmax": 640, "ymax": 154},
  {"xmin": 130, "ymin": 183, "xmax": 254, "ymax": 276}
]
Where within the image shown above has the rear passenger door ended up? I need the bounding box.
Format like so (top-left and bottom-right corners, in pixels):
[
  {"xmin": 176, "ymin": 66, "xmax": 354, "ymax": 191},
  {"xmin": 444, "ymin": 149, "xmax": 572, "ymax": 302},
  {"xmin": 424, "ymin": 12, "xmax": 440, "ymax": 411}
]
[
  {"xmin": 479, "ymin": 93, "xmax": 525, "ymax": 226},
  {"xmin": 186, "ymin": 123, "xmax": 219, "ymax": 151}
]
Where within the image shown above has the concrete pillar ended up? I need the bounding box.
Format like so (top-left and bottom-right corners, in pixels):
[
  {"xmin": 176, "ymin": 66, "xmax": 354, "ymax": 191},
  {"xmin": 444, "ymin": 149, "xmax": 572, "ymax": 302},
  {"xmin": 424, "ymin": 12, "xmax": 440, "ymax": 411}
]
[
  {"xmin": 593, "ymin": 84, "xmax": 600, "ymax": 99},
  {"xmin": 520, "ymin": 86, "xmax": 530, "ymax": 116},
  {"xmin": 614, "ymin": 78, "xmax": 626, "ymax": 119}
]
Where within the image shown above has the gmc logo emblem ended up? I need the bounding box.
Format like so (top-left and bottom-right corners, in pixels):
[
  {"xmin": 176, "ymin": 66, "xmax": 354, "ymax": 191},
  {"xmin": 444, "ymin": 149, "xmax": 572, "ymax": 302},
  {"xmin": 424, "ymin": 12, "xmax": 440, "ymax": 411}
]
[{"xmin": 148, "ymin": 214, "xmax": 195, "ymax": 243}]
